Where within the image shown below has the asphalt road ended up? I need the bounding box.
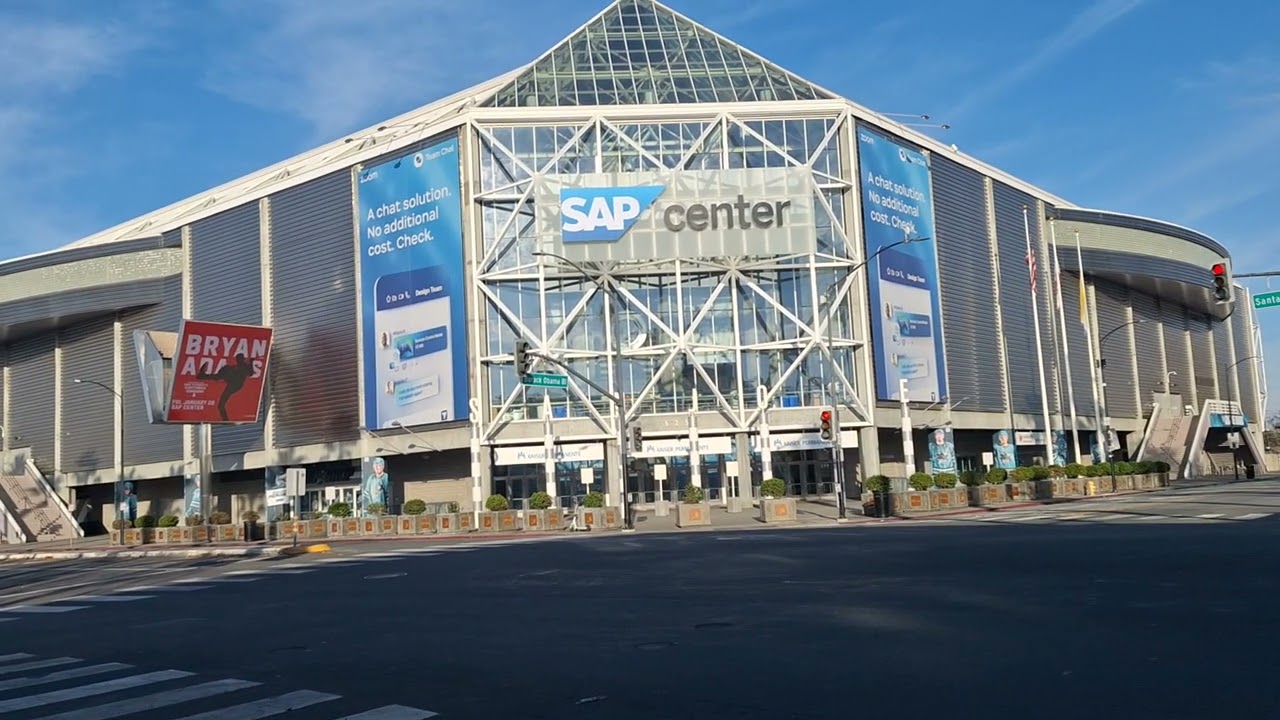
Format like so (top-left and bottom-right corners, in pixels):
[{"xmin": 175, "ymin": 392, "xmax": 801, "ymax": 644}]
[{"xmin": 0, "ymin": 480, "xmax": 1278, "ymax": 719}]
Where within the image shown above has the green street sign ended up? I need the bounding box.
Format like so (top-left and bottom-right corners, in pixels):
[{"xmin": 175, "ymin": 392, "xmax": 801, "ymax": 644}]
[
  {"xmin": 523, "ymin": 372, "xmax": 568, "ymax": 389},
  {"xmin": 1253, "ymin": 291, "xmax": 1280, "ymax": 310}
]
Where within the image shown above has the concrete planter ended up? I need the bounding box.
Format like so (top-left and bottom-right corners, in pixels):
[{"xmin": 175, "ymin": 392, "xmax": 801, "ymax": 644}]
[
  {"xmin": 436, "ymin": 513, "xmax": 461, "ymax": 533},
  {"xmin": 359, "ymin": 517, "xmax": 379, "ymax": 535},
  {"xmin": 968, "ymin": 484, "xmax": 1009, "ymax": 506},
  {"xmin": 377, "ymin": 516, "xmax": 398, "ymax": 534},
  {"xmin": 1004, "ymin": 481, "xmax": 1033, "ymax": 502},
  {"xmin": 213, "ymin": 524, "xmax": 236, "ymax": 542},
  {"xmin": 398, "ymin": 515, "xmax": 417, "ymax": 534},
  {"xmin": 416, "ymin": 514, "xmax": 437, "ymax": 534},
  {"xmin": 458, "ymin": 512, "xmax": 476, "ymax": 531},
  {"xmin": 191, "ymin": 525, "xmax": 210, "ymax": 543},
  {"xmin": 676, "ymin": 501, "xmax": 711, "ymax": 527},
  {"xmin": 1082, "ymin": 476, "xmax": 1114, "ymax": 495},
  {"xmin": 544, "ymin": 509, "xmax": 564, "ymax": 531},
  {"xmin": 577, "ymin": 507, "xmax": 611, "ymax": 529},
  {"xmin": 496, "ymin": 510, "xmax": 519, "ymax": 531},
  {"xmin": 1114, "ymin": 475, "xmax": 1135, "ymax": 492},
  {"xmin": 152, "ymin": 527, "xmax": 175, "ymax": 543},
  {"xmin": 929, "ymin": 487, "xmax": 969, "ymax": 511},
  {"xmin": 327, "ymin": 518, "xmax": 343, "ymax": 536},
  {"xmin": 759, "ymin": 497, "xmax": 797, "ymax": 523},
  {"xmin": 122, "ymin": 528, "xmax": 144, "ymax": 545},
  {"xmin": 477, "ymin": 511, "xmax": 498, "ymax": 532},
  {"xmin": 341, "ymin": 518, "xmax": 361, "ymax": 536},
  {"xmin": 889, "ymin": 490, "xmax": 930, "ymax": 514},
  {"xmin": 522, "ymin": 510, "xmax": 548, "ymax": 531}
]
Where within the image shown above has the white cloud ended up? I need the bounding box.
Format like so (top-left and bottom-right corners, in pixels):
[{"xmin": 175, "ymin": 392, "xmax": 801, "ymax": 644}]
[
  {"xmin": 200, "ymin": 0, "xmax": 559, "ymax": 143},
  {"xmin": 0, "ymin": 10, "xmax": 158, "ymax": 258},
  {"xmin": 945, "ymin": 0, "xmax": 1145, "ymax": 120}
]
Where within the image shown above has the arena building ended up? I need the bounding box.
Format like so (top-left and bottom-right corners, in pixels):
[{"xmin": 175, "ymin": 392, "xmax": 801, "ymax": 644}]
[{"xmin": 0, "ymin": 0, "xmax": 1267, "ymax": 539}]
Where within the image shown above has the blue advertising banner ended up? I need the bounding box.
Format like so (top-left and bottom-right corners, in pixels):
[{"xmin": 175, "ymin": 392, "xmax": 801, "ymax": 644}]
[
  {"xmin": 992, "ymin": 430, "xmax": 1018, "ymax": 469},
  {"xmin": 358, "ymin": 136, "xmax": 467, "ymax": 430},
  {"xmin": 856, "ymin": 126, "xmax": 948, "ymax": 403},
  {"xmin": 927, "ymin": 427, "xmax": 956, "ymax": 474}
]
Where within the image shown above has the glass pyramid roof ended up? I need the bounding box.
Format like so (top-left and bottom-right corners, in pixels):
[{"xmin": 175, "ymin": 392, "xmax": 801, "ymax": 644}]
[{"xmin": 484, "ymin": 0, "xmax": 834, "ymax": 107}]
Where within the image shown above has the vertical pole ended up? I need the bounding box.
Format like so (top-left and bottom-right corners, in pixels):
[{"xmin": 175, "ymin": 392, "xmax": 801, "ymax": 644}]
[
  {"xmin": 1023, "ymin": 207, "xmax": 1055, "ymax": 463},
  {"xmin": 116, "ymin": 390, "xmax": 125, "ymax": 547},
  {"xmin": 1049, "ymin": 222, "xmax": 1083, "ymax": 464},
  {"xmin": 1229, "ymin": 362, "xmax": 1239, "ymax": 482},
  {"xmin": 199, "ymin": 422, "xmax": 213, "ymax": 539},
  {"xmin": 607, "ymin": 285, "xmax": 633, "ymax": 530},
  {"xmin": 900, "ymin": 378, "xmax": 914, "ymax": 475},
  {"xmin": 826, "ymin": 293, "xmax": 846, "ymax": 519}
]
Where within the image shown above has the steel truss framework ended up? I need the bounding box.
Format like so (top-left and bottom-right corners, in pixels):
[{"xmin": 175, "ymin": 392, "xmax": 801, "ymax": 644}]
[{"xmin": 469, "ymin": 108, "xmax": 873, "ymax": 445}]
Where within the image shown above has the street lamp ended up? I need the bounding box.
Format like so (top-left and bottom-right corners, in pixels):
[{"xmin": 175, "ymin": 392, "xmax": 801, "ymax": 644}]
[
  {"xmin": 1095, "ymin": 319, "xmax": 1144, "ymax": 487},
  {"xmin": 818, "ymin": 234, "xmax": 926, "ymax": 520},
  {"xmin": 72, "ymin": 378, "xmax": 125, "ymax": 546},
  {"xmin": 1225, "ymin": 355, "xmax": 1259, "ymax": 482},
  {"xmin": 531, "ymin": 250, "xmax": 634, "ymax": 530}
]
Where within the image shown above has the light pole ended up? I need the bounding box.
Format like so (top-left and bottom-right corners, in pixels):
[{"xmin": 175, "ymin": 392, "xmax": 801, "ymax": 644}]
[
  {"xmin": 1095, "ymin": 319, "xmax": 1144, "ymax": 488},
  {"xmin": 72, "ymin": 378, "xmax": 125, "ymax": 546},
  {"xmin": 1226, "ymin": 355, "xmax": 1259, "ymax": 481},
  {"xmin": 819, "ymin": 235, "xmax": 925, "ymax": 519},
  {"xmin": 531, "ymin": 250, "xmax": 634, "ymax": 530}
]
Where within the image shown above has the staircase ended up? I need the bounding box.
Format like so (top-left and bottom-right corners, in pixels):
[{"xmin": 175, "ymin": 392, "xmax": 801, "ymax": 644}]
[
  {"xmin": 0, "ymin": 448, "xmax": 83, "ymax": 543},
  {"xmin": 1140, "ymin": 413, "xmax": 1194, "ymax": 479}
]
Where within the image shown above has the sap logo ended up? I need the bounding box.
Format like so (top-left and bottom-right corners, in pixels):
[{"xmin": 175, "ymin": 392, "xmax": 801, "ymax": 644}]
[{"xmin": 560, "ymin": 186, "xmax": 665, "ymax": 243}]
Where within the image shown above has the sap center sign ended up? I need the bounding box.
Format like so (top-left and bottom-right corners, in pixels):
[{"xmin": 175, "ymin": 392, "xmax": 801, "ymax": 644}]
[{"xmin": 536, "ymin": 167, "xmax": 816, "ymax": 261}]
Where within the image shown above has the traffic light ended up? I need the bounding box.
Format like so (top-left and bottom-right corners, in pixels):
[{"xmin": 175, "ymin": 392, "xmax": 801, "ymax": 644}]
[
  {"xmin": 1211, "ymin": 262, "xmax": 1232, "ymax": 304},
  {"xmin": 819, "ymin": 409, "xmax": 833, "ymax": 441},
  {"xmin": 631, "ymin": 426, "xmax": 644, "ymax": 453},
  {"xmin": 514, "ymin": 340, "xmax": 531, "ymax": 377}
]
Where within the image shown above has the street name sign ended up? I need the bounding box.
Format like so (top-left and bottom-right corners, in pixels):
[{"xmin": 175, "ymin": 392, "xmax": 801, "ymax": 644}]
[
  {"xmin": 523, "ymin": 372, "xmax": 568, "ymax": 389},
  {"xmin": 1252, "ymin": 291, "xmax": 1280, "ymax": 310}
]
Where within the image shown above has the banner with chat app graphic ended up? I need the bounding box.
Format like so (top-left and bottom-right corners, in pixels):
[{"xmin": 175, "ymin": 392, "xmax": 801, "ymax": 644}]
[
  {"xmin": 357, "ymin": 135, "xmax": 468, "ymax": 431},
  {"xmin": 856, "ymin": 125, "xmax": 948, "ymax": 403}
]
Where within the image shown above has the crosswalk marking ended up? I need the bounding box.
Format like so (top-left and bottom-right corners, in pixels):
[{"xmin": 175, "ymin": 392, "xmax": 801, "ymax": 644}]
[
  {"xmin": 0, "ymin": 669, "xmax": 192, "ymax": 712},
  {"xmin": 0, "ymin": 654, "xmax": 440, "ymax": 720},
  {"xmin": 28, "ymin": 678, "xmax": 261, "ymax": 720},
  {"xmin": 0, "ymin": 663, "xmax": 130, "ymax": 692},
  {"xmin": 0, "ymin": 657, "xmax": 80, "ymax": 676},
  {"xmin": 1197, "ymin": 513, "xmax": 1224, "ymax": 519},
  {"xmin": 1235, "ymin": 512, "xmax": 1272, "ymax": 520},
  {"xmin": 2, "ymin": 605, "xmax": 89, "ymax": 613},
  {"xmin": 69, "ymin": 595, "xmax": 154, "ymax": 602},
  {"xmin": 267, "ymin": 568, "xmax": 315, "ymax": 574},
  {"xmin": 335, "ymin": 704, "xmax": 440, "ymax": 719},
  {"xmin": 168, "ymin": 689, "xmax": 340, "ymax": 720},
  {"xmin": 143, "ymin": 585, "xmax": 212, "ymax": 592}
]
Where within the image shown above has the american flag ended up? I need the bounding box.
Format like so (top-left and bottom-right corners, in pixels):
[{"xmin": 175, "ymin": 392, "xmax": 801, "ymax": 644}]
[{"xmin": 1025, "ymin": 245, "xmax": 1038, "ymax": 295}]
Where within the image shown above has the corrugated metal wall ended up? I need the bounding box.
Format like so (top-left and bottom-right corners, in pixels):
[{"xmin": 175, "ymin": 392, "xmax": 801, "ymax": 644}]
[
  {"xmin": 1055, "ymin": 270, "xmax": 1096, "ymax": 418},
  {"xmin": 190, "ymin": 203, "xmax": 265, "ymax": 456},
  {"xmin": 1232, "ymin": 302, "xmax": 1262, "ymax": 423},
  {"xmin": 1129, "ymin": 291, "xmax": 1165, "ymax": 401},
  {"xmin": 931, "ymin": 155, "xmax": 1004, "ymax": 412},
  {"xmin": 993, "ymin": 183, "xmax": 1054, "ymax": 416},
  {"xmin": 120, "ymin": 276, "xmax": 184, "ymax": 466},
  {"xmin": 1160, "ymin": 302, "xmax": 1194, "ymax": 406},
  {"xmin": 0, "ymin": 346, "xmax": 6, "ymax": 443},
  {"xmin": 1093, "ymin": 280, "xmax": 1139, "ymax": 419},
  {"xmin": 269, "ymin": 170, "xmax": 360, "ymax": 447},
  {"xmin": 8, "ymin": 334, "xmax": 56, "ymax": 472},
  {"xmin": 1188, "ymin": 310, "xmax": 1216, "ymax": 404},
  {"xmin": 59, "ymin": 317, "xmax": 116, "ymax": 472},
  {"xmin": 1211, "ymin": 315, "xmax": 1233, "ymax": 404}
]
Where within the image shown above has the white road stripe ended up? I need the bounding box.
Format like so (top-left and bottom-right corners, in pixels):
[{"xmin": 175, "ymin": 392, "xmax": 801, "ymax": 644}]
[
  {"xmin": 0, "ymin": 618, "xmax": 14, "ymax": 622},
  {"xmin": 0, "ymin": 657, "xmax": 80, "ymax": 676},
  {"xmin": 266, "ymin": 569, "xmax": 314, "ymax": 574},
  {"xmin": 70, "ymin": 595, "xmax": 154, "ymax": 602},
  {"xmin": 1235, "ymin": 512, "xmax": 1272, "ymax": 520},
  {"xmin": 1132, "ymin": 515, "xmax": 1164, "ymax": 521},
  {"xmin": 2, "ymin": 605, "xmax": 89, "ymax": 613},
  {"xmin": 168, "ymin": 689, "xmax": 340, "ymax": 720},
  {"xmin": 224, "ymin": 570, "xmax": 267, "ymax": 576},
  {"xmin": 145, "ymin": 585, "xmax": 212, "ymax": 592},
  {"xmin": 0, "ymin": 653, "xmax": 35, "ymax": 662},
  {"xmin": 0, "ymin": 669, "xmax": 192, "ymax": 712},
  {"xmin": 28, "ymin": 678, "xmax": 261, "ymax": 720},
  {"xmin": 315, "ymin": 558, "xmax": 357, "ymax": 564},
  {"xmin": 1197, "ymin": 513, "xmax": 1225, "ymax": 519},
  {"xmin": 1056, "ymin": 513, "xmax": 1097, "ymax": 521},
  {"xmin": 334, "ymin": 704, "xmax": 439, "ymax": 719},
  {"xmin": 356, "ymin": 552, "xmax": 408, "ymax": 558},
  {"xmin": 393, "ymin": 550, "xmax": 440, "ymax": 556},
  {"xmin": 1092, "ymin": 514, "xmax": 1138, "ymax": 521},
  {"xmin": 201, "ymin": 578, "xmax": 259, "ymax": 583},
  {"xmin": 0, "ymin": 663, "xmax": 130, "ymax": 692}
]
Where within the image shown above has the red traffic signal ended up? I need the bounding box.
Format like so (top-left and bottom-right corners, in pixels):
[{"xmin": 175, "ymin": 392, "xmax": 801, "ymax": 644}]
[
  {"xmin": 820, "ymin": 410, "xmax": 832, "ymax": 422},
  {"xmin": 1211, "ymin": 263, "xmax": 1230, "ymax": 303},
  {"xmin": 819, "ymin": 409, "xmax": 832, "ymax": 440},
  {"xmin": 1212, "ymin": 263, "xmax": 1226, "ymax": 276}
]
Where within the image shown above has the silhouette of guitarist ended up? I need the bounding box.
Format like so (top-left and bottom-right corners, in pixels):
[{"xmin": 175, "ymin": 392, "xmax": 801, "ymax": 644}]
[{"xmin": 196, "ymin": 354, "xmax": 256, "ymax": 421}]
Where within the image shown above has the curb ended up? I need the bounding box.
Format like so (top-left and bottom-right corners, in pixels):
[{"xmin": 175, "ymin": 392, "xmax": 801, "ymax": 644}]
[
  {"xmin": 0, "ymin": 546, "xmax": 287, "ymax": 562},
  {"xmin": 893, "ymin": 486, "xmax": 1178, "ymax": 521}
]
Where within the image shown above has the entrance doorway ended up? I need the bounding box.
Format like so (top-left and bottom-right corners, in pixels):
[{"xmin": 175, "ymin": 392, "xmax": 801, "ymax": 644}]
[{"xmin": 772, "ymin": 450, "xmax": 834, "ymax": 499}]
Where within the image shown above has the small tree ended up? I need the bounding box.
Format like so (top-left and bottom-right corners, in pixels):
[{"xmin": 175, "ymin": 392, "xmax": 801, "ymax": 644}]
[
  {"xmin": 484, "ymin": 494, "xmax": 510, "ymax": 512},
  {"xmin": 759, "ymin": 478, "xmax": 786, "ymax": 499},
  {"xmin": 327, "ymin": 502, "xmax": 352, "ymax": 518},
  {"xmin": 681, "ymin": 484, "xmax": 705, "ymax": 504},
  {"xmin": 581, "ymin": 491, "xmax": 605, "ymax": 508},
  {"xmin": 908, "ymin": 472, "xmax": 933, "ymax": 491},
  {"xmin": 402, "ymin": 499, "xmax": 427, "ymax": 515},
  {"xmin": 528, "ymin": 491, "xmax": 554, "ymax": 510},
  {"xmin": 865, "ymin": 475, "xmax": 891, "ymax": 493},
  {"xmin": 933, "ymin": 472, "xmax": 958, "ymax": 489}
]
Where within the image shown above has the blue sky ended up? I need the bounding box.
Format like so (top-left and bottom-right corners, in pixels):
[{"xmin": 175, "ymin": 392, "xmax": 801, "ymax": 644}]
[{"xmin": 1, "ymin": 0, "xmax": 1277, "ymax": 419}]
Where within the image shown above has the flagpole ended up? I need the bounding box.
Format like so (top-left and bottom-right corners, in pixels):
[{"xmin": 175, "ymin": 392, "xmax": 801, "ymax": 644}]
[
  {"xmin": 1024, "ymin": 206, "xmax": 1055, "ymax": 463},
  {"xmin": 1050, "ymin": 220, "xmax": 1083, "ymax": 464},
  {"xmin": 1076, "ymin": 229, "xmax": 1105, "ymax": 463}
]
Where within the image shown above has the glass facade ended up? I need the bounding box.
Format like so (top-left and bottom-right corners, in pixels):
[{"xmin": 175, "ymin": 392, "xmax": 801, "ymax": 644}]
[
  {"xmin": 484, "ymin": 0, "xmax": 832, "ymax": 108},
  {"xmin": 475, "ymin": 115, "xmax": 860, "ymax": 427}
]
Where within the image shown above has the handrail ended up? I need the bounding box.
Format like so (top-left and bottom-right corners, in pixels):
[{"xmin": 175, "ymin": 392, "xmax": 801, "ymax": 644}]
[{"xmin": 24, "ymin": 458, "xmax": 85, "ymax": 538}]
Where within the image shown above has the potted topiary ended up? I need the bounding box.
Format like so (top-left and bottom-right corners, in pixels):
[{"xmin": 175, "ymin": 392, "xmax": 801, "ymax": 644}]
[
  {"xmin": 577, "ymin": 491, "xmax": 606, "ymax": 529},
  {"xmin": 863, "ymin": 475, "xmax": 891, "ymax": 517},
  {"xmin": 893, "ymin": 472, "xmax": 933, "ymax": 513},
  {"xmin": 400, "ymin": 498, "xmax": 431, "ymax": 534},
  {"xmin": 436, "ymin": 500, "xmax": 461, "ymax": 534},
  {"xmin": 241, "ymin": 510, "xmax": 264, "ymax": 542},
  {"xmin": 120, "ymin": 517, "xmax": 143, "ymax": 545},
  {"xmin": 182, "ymin": 513, "xmax": 207, "ymax": 543},
  {"xmin": 524, "ymin": 490, "xmax": 554, "ymax": 531},
  {"xmin": 676, "ymin": 483, "xmax": 711, "ymax": 528},
  {"xmin": 480, "ymin": 493, "xmax": 518, "ymax": 532},
  {"xmin": 929, "ymin": 472, "xmax": 967, "ymax": 510},
  {"xmin": 758, "ymin": 478, "xmax": 796, "ymax": 523},
  {"xmin": 155, "ymin": 514, "xmax": 180, "ymax": 543},
  {"xmin": 324, "ymin": 501, "xmax": 357, "ymax": 536},
  {"xmin": 208, "ymin": 511, "xmax": 234, "ymax": 541}
]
